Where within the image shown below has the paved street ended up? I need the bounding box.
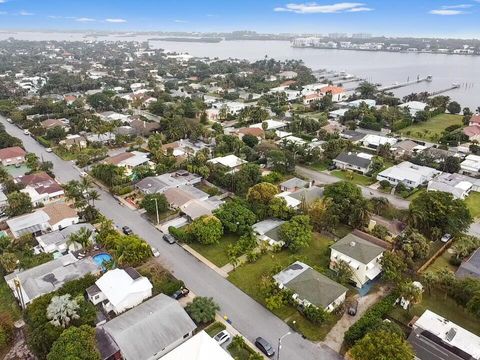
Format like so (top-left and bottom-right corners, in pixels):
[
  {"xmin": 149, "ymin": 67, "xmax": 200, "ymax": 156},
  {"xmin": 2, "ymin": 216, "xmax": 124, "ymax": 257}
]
[
  {"xmin": 296, "ymin": 165, "xmax": 410, "ymax": 209},
  {"xmin": 1, "ymin": 117, "xmax": 343, "ymax": 360}
]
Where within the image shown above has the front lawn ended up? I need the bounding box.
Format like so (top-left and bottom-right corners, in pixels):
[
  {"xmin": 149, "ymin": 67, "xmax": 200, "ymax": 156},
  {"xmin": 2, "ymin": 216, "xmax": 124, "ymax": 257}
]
[
  {"xmin": 0, "ymin": 279, "xmax": 21, "ymax": 320},
  {"xmin": 466, "ymin": 191, "xmax": 480, "ymax": 219},
  {"xmin": 204, "ymin": 321, "xmax": 226, "ymax": 337},
  {"xmin": 389, "ymin": 290, "xmax": 480, "ymax": 335},
  {"xmin": 331, "ymin": 170, "xmax": 375, "ymax": 186},
  {"xmin": 428, "ymin": 250, "xmax": 457, "ymax": 273},
  {"xmin": 399, "ymin": 114, "xmax": 463, "ymax": 142},
  {"xmin": 228, "ymin": 233, "xmax": 337, "ymax": 340},
  {"xmin": 189, "ymin": 234, "xmax": 239, "ymax": 268}
]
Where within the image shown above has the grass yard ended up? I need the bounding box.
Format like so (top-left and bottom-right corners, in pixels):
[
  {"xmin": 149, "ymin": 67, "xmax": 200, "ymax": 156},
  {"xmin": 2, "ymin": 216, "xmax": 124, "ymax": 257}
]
[
  {"xmin": 428, "ymin": 249, "xmax": 457, "ymax": 273},
  {"xmin": 406, "ymin": 188, "xmax": 426, "ymax": 201},
  {"xmin": 0, "ymin": 279, "xmax": 21, "ymax": 320},
  {"xmin": 331, "ymin": 170, "xmax": 375, "ymax": 186},
  {"xmin": 399, "ymin": 114, "xmax": 463, "ymax": 141},
  {"xmin": 466, "ymin": 191, "xmax": 480, "ymax": 219},
  {"xmin": 228, "ymin": 233, "xmax": 337, "ymax": 341},
  {"xmin": 308, "ymin": 161, "xmax": 330, "ymax": 172},
  {"xmin": 389, "ymin": 290, "xmax": 480, "ymax": 335},
  {"xmin": 189, "ymin": 234, "xmax": 239, "ymax": 268},
  {"xmin": 204, "ymin": 321, "xmax": 226, "ymax": 337}
]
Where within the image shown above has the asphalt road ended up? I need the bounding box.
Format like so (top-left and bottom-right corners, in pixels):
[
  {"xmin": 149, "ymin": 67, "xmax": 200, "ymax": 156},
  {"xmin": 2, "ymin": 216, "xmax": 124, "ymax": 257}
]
[
  {"xmin": 1, "ymin": 117, "xmax": 343, "ymax": 360},
  {"xmin": 296, "ymin": 165, "xmax": 411, "ymax": 209}
]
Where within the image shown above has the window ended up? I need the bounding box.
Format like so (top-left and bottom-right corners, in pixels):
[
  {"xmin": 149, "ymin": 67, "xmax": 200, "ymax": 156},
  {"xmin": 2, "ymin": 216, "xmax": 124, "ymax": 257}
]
[{"xmin": 183, "ymin": 333, "xmax": 189, "ymax": 339}]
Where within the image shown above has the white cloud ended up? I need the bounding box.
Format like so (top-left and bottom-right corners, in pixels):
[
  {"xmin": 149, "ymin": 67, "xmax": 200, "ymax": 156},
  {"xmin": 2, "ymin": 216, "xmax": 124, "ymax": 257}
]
[
  {"xmin": 0, "ymin": 11, "xmax": 6, "ymax": 15},
  {"xmin": 76, "ymin": 17, "xmax": 95, "ymax": 22},
  {"xmin": 0, "ymin": 0, "xmax": 7, "ymax": 3},
  {"xmin": 105, "ymin": 18, "xmax": 127, "ymax": 23},
  {"xmin": 429, "ymin": 9, "xmax": 465, "ymax": 15},
  {"xmin": 441, "ymin": 4, "xmax": 472, "ymax": 9},
  {"xmin": 19, "ymin": 10, "xmax": 34, "ymax": 16},
  {"xmin": 274, "ymin": 2, "xmax": 372, "ymax": 14},
  {"xmin": 174, "ymin": 19, "xmax": 188, "ymax": 23}
]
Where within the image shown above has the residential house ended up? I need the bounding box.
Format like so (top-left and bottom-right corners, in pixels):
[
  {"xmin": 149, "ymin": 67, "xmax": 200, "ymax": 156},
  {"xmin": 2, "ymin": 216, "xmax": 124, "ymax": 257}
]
[
  {"xmin": 399, "ymin": 101, "xmax": 428, "ymax": 116},
  {"xmin": 208, "ymin": 154, "xmax": 247, "ymax": 173},
  {"xmin": 463, "ymin": 125, "xmax": 480, "ymax": 141},
  {"xmin": 130, "ymin": 118, "xmax": 160, "ymax": 137},
  {"xmin": 104, "ymin": 151, "xmax": 151, "ymax": 176},
  {"xmin": 469, "ymin": 114, "xmax": 480, "ymax": 127},
  {"xmin": 361, "ymin": 134, "xmax": 397, "ymax": 150},
  {"xmin": 42, "ymin": 202, "xmax": 79, "ymax": 231},
  {"xmin": 461, "ymin": 154, "xmax": 480, "ymax": 176},
  {"xmin": 41, "ymin": 118, "xmax": 68, "ymax": 130},
  {"xmin": 161, "ymin": 331, "xmax": 233, "ymax": 360},
  {"xmin": 0, "ymin": 190, "xmax": 7, "ymax": 209},
  {"xmin": 250, "ymin": 119, "xmax": 287, "ymax": 131},
  {"xmin": 136, "ymin": 171, "xmax": 201, "ymax": 195},
  {"xmin": 36, "ymin": 223, "xmax": 96, "ymax": 254},
  {"xmin": 235, "ymin": 127, "xmax": 264, "ymax": 140},
  {"xmin": 377, "ymin": 161, "xmax": 441, "ymax": 188},
  {"xmin": 456, "ymin": 248, "xmax": 480, "ymax": 279},
  {"xmin": 303, "ymin": 92, "xmax": 323, "ymax": 105},
  {"xmin": 333, "ymin": 152, "xmax": 373, "ymax": 174},
  {"xmin": 278, "ymin": 71, "xmax": 298, "ymax": 80},
  {"xmin": 408, "ymin": 310, "xmax": 480, "ymax": 360},
  {"xmin": 253, "ymin": 218, "xmax": 286, "ymax": 246},
  {"xmin": 319, "ymin": 85, "xmax": 348, "ymax": 102},
  {"xmin": 59, "ymin": 134, "xmax": 87, "ymax": 149},
  {"xmin": 87, "ymin": 268, "xmax": 152, "ymax": 315},
  {"xmin": 330, "ymin": 231, "xmax": 388, "ymax": 288},
  {"xmin": 279, "ymin": 177, "xmax": 309, "ymax": 192},
  {"xmin": 99, "ymin": 294, "xmax": 196, "ymax": 360},
  {"xmin": 86, "ymin": 133, "xmax": 116, "ymax": 144},
  {"xmin": 273, "ymin": 261, "xmax": 348, "ymax": 312},
  {"xmin": 4, "ymin": 253, "xmax": 99, "ymax": 308},
  {"xmin": 160, "ymin": 139, "xmax": 211, "ymax": 159},
  {"xmin": 276, "ymin": 186, "xmax": 323, "ymax": 209},
  {"xmin": 16, "ymin": 172, "xmax": 64, "ymax": 206},
  {"xmin": 99, "ymin": 111, "xmax": 130, "ymax": 122},
  {"xmin": 340, "ymin": 130, "xmax": 366, "ymax": 143},
  {"xmin": 180, "ymin": 198, "xmax": 224, "ymax": 221},
  {"xmin": 347, "ymin": 99, "xmax": 377, "ymax": 108},
  {"xmin": 428, "ymin": 173, "xmax": 480, "ymax": 199},
  {"xmin": 0, "ymin": 146, "xmax": 26, "ymax": 166},
  {"xmin": 391, "ymin": 139, "xmax": 426, "ymax": 159},
  {"xmin": 164, "ymin": 185, "xmax": 209, "ymax": 209}
]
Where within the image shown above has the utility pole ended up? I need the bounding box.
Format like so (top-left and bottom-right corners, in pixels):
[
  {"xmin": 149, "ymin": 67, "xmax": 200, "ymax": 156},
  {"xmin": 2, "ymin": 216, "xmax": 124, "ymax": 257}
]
[
  {"xmin": 277, "ymin": 331, "xmax": 291, "ymax": 360},
  {"xmin": 154, "ymin": 198, "xmax": 160, "ymax": 225}
]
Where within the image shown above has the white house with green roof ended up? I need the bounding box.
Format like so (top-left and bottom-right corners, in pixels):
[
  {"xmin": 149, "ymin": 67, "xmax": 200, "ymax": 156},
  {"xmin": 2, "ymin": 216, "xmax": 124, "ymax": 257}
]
[
  {"xmin": 273, "ymin": 261, "xmax": 347, "ymax": 312},
  {"xmin": 330, "ymin": 231, "xmax": 387, "ymax": 288}
]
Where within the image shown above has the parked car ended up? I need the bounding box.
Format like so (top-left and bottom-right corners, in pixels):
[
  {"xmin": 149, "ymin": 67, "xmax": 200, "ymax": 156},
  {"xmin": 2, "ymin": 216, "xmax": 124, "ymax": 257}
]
[
  {"xmin": 6, "ymin": 118, "xmax": 12, "ymax": 123},
  {"xmin": 23, "ymin": 129, "xmax": 30, "ymax": 135},
  {"xmin": 163, "ymin": 233, "xmax": 176, "ymax": 244},
  {"xmin": 171, "ymin": 287, "xmax": 190, "ymax": 300},
  {"xmin": 45, "ymin": 147, "xmax": 53, "ymax": 153},
  {"xmin": 347, "ymin": 300, "xmax": 359, "ymax": 316},
  {"xmin": 441, "ymin": 233, "xmax": 452, "ymax": 243},
  {"xmin": 213, "ymin": 330, "xmax": 231, "ymax": 346},
  {"xmin": 79, "ymin": 171, "xmax": 88, "ymax": 178},
  {"xmin": 122, "ymin": 226, "xmax": 133, "ymax": 235},
  {"xmin": 255, "ymin": 337, "xmax": 275, "ymax": 357},
  {"xmin": 151, "ymin": 247, "xmax": 160, "ymax": 257}
]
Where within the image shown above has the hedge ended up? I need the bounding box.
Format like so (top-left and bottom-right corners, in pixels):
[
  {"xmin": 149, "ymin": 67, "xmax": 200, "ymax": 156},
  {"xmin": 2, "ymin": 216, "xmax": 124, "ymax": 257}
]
[{"xmin": 343, "ymin": 293, "xmax": 397, "ymax": 348}]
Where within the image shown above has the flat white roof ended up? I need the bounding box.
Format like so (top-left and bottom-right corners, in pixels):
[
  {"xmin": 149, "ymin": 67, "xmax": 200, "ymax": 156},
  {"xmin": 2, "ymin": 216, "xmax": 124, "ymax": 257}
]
[
  {"xmin": 362, "ymin": 134, "xmax": 398, "ymax": 147},
  {"xmin": 414, "ymin": 309, "xmax": 480, "ymax": 359},
  {"xmin": 161, "ymin": 331, "xmax": 233, "ymax": 360},
  {"xmin": 208, "ymin": 154, "xmax": 246, "ymax": 168},
  {"xmin": 250, "ymin": 119, "xmax": 286, "ymax": 130},
  {"xmin": 378, "ymin": 161, "xmax": 440, "ymax": 184}
]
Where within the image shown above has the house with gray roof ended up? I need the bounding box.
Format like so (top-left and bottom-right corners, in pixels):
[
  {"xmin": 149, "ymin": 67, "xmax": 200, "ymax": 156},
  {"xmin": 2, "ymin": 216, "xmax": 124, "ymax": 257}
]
[
  {"xmin": 279, "ymin": 177, "xmax": 309, "ymax": 192},
  {"xmin": 276, "ymin": 186, "xmax": 323, "ymax": 209},
  {"xmin": 252, "ymin": 219, "xmax": 286, "ymax": 246},
  {"xmin": 428, "ymin": 172, "xmax": 480, "ymax": 200},
  {"xmin": 36, "ymin": 223, "xmax": 96, "ymax": 254},
  {"xmin": 135, "ymin": 171, "xmax": 201, "ymax": 195},
  {"xmin": 101, "ymin": 294, "xmax": 196, "ymax": 360},
  {"xmin": 330, "ymin": 230, "xmax": 388, "ymax": 288},
  {"xmin": 4, "ymin": 253, "xmax": 100, "ymax": 308},
  {"xmin": 456, "ymin": 248, "xmax": 480, "ymax": 279},
  {"xmin": 333, "ymin": 152, "xmax": 373, "ymax": 174},
  {"xmin": 273, "ymin": 261, "xmax": 347, "ymax": 312}
]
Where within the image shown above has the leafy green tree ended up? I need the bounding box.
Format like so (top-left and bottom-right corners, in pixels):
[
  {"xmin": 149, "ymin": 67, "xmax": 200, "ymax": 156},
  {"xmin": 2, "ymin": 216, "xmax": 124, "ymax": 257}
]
[
  {"xmin": 0, "ymin": 252, "xmax": 18, "ymax": 273},
  {"xmin": 447, "ymin": 101, "xmax": 461, "ymax": 114},
  {"xmin": 323, "ymin": 181, "xmax": 370, "ymax": 228},
  {"xmin": 398, "ymin": 282, "xmax": 422, "ymax": 309},
  {"xmin": 380, "ymin": 251, "xmax": 408, "ymax": 285},
  {"xmin": 396, "ymin": 228, "xmax": 429, "ymax": 261},
  {"xmin": 268, "ymin": 197, "xmax": 295, "ymax": 220},
  {"xmin": 104, "ymin": 234, "xmax": 152, "ymax": 266},
  {"xmin": 280, "ymin": 215, "xmax": 312, "ymax": 252},
  {"xmin": 242, "ymin": 134, "xmax": 259, "ymax": 148},
  {"xmin": 47, "ymin": 325, "xmax": 100, "ymax": 360},
  {"xmin": 185, "ymin": 297, "xmax": 219, "ymax": 324},
  {"xmin": 371, "ymin": 224, "xmax": 390, "ymax": 240},
  {"xmin": 350, "ymin": 329, "xmax": 414, "ymax": 360},
  {"xmin": 332, "ymin": 260, "xmax": 354, "ymax": 285},
  {"xmin": 356, "ymin": 81, "xmax": 378, "ymax": 99},
  {"xmin": 408, "ymin": 191, "xmax": 472, "ymax": 239},
  {"xmin": 140, "ymin": 193, "xmax": 169, "ymax": 217},
  {"xmin": 452, "ymin": 235, "xmax": 480, "ymax": 260},
  {"xmin": 303, "ymin": 305, "xmax": 328, "ymax": 324},
  {"xmin": 247, "ymin": 182, "xmax": 278, "ymax": 207},
  {"xmin": 189, "ymin": 215, "xmax": 223, "ymax": 245},
  {"xmin": 440, "ymin": 156, "xmax": 461, "ymax": 173},
  {"xmin": 6, "ymin": 191, "xmax": 32, "ymax": 217},
  {"xmin": 25, "ymin": 153, "xmax": 40, "ymax": 171},
  {"xmin": 213, "ymin": 200, "xmax": 256, "ymax": 235},
  {"xmin": 308, "ymin": 198, "xmax": 338, "ymax": 232}
]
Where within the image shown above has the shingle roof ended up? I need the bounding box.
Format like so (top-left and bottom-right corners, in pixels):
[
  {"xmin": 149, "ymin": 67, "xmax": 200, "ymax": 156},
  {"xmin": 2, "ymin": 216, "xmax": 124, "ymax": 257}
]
[
  {"xmin": 42, "ymin": 202, "xmax": 78, "ymax": 226},
  {"xmin": 456, "ymin": 248, "xmax": 480, "ymax": 279},
  {"xmin": 103, "ymin": 294, "xmax": 196, "ymax": 360},
  {"xmin": 0, "ymin": 146, "xmax": 26, "ymax": 160},
  {"xmin": 331, "ymin": 232, "xmax": 386, "ymax": 264},
  {"xmin": 280, "ymin": 177, "xmax": 308, "ymax": 189},
  {"xmin": 334, "ymin": 152, "xmax": 371, "ymax": 169}
]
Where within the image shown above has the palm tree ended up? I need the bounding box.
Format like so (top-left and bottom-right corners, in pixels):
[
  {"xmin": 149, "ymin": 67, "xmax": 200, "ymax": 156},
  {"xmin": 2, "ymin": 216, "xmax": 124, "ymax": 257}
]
[
  {"xmin": 420, "ymin": 271, "xmax": 438, "ymax": 295},
  {"xmin": 399, "ymin": 281, "xmax": 422, "ymax": 311},
  {"xmin": 67, "ymin": 227, "xmax": 93, "ymax": 251},
  {"xmin": 87, "ymin": 190, "xmax": 100, "ymax": 206},
  {"xmin": 47, "ymin": 294, "xmax": 80, "ymax": 328}
]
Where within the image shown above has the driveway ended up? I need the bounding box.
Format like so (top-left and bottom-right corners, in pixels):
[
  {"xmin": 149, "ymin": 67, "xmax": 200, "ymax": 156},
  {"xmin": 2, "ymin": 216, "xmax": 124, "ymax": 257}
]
[
  {"xmin": 323, "ymin": 287, "xmax": 387, "ymax": 352},
  {"xmin": 1, "ymin": 116, "xmax": 343, "ymax": 360},
  {"xmin": 296, "ymin": 166, "xmax": 410, "ymax": 209}
]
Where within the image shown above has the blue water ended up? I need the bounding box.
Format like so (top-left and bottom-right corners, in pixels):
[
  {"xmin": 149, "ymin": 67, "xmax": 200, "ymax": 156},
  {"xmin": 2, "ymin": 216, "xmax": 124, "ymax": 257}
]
[{"xmin": 93, "ymin": 253, "xmax": 113, "ymax": 269}]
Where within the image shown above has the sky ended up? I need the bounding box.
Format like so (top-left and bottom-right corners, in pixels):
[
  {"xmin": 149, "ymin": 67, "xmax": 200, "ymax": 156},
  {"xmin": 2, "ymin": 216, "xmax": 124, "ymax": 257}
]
[{"xmin": 0, "ymin": 0, "xmax": 479, "ymax": 38}]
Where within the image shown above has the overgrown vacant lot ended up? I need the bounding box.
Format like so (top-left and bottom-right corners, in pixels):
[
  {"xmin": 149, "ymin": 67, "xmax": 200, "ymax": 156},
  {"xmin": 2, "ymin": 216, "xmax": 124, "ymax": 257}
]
[
  {"xmin": 399, "ymin": 114, "xmax": 463, "ymax": 141},
  {"xmin": 466, "ymin": 191, "xmax": 480, "ymax": 219}
]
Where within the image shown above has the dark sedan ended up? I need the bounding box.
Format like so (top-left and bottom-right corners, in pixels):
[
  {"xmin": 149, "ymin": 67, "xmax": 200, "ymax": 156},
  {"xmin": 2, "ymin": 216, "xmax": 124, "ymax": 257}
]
[{"xmin": 255, "ymin": 337, "xmax": 275, "ymax": 357}]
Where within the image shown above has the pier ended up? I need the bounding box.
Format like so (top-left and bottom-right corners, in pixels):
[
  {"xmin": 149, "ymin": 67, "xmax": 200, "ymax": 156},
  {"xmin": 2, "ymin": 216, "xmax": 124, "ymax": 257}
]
[
  {"xmin": 378, "ymin": 75, "xmax": 432, "ymax": 92},
  {"xmin": 428, "ymin": 83, "xmax": 461, "ymax": 97}
]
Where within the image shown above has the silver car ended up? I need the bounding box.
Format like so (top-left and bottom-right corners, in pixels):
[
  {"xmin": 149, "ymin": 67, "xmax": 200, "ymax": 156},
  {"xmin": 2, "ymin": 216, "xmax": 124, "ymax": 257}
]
[{"xmin": 213, "ymin": 330, "xmax": 231, "ymax": 346}]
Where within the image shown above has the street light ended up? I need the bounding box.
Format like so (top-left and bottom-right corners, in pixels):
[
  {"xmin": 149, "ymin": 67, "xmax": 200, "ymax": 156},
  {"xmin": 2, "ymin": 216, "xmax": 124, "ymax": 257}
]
[
  {"xmin": 154, "ymin": 197, "xmax": 160, "ymax": 225},
  {"xmin": 277, "ymin": 331, "xmax": 292, "ymax": 360}
]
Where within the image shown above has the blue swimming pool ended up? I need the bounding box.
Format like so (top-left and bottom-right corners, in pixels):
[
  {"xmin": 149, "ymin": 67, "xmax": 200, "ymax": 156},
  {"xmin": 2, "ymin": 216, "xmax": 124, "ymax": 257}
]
[{"xmin": 93, "ymin": 253, "xmax": 113, "ymax": 269}]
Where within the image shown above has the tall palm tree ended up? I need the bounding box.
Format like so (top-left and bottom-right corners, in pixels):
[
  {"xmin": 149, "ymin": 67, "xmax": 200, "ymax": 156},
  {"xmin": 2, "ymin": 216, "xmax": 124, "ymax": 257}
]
[
  {"xmin": 87, "ymin": 190, "xmax": 100, "ymax": 207},
  {"xmin": 67, "ymin": 227, "xmax": 93, "ymax": 251}
]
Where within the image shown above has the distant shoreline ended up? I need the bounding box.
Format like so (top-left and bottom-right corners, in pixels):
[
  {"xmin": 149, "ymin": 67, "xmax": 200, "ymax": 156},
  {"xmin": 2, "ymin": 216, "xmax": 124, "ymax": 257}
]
[{"xmin": 148, "ymin": 37, "xmax": 223, "ymax": 43}]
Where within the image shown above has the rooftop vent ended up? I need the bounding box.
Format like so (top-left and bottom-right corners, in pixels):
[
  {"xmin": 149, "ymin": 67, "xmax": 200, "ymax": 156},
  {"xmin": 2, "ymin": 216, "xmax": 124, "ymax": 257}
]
[
  {"xmin": 446, "ymin": 328, "xmax": 457, "ymax": 342},
  {"xmin": 350, "ymin": 241, "xmax": 356, "ymax": 247}
]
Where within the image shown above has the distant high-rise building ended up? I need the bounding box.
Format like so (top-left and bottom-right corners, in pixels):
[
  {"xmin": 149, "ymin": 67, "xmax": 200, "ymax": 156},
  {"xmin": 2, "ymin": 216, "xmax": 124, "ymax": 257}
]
[
  {"xmin": 352, "ymin": 33, "xmax": 373, "ymax": 39},
  {"xmin": 328, "ymin": 33, "xmax": 348, "ymax": 39}
]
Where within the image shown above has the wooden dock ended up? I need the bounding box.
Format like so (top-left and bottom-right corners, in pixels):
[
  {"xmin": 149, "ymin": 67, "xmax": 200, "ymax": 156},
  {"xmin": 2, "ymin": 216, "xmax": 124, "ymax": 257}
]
[
  {"xmin": 378, "ymin": 75, "xmax": 433, "ymax": 92},
  {"xmin": 428, "ymin": 83, "xmax": 461, "ymax": 97}
]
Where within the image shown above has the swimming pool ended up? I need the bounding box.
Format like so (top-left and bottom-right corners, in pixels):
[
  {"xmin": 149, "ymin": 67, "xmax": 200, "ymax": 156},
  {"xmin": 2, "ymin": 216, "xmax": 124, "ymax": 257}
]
[{"xmin": 93, "ymin": 253, "xmax": 113, "ymax": 269}]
